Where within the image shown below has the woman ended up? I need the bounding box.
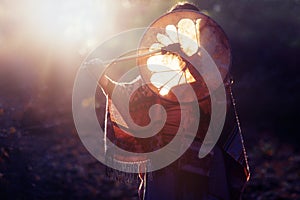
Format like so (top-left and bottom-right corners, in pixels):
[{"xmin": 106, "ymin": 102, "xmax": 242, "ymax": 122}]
[{"xmin": 98, "ymin": 2, "xmax": 249, "ymax": 200}]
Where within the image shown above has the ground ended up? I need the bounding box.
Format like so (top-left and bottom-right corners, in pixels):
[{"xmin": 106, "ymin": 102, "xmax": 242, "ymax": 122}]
[{"xmin": 0, "ymin": 93, "xmax": 299, "ymax": 199}]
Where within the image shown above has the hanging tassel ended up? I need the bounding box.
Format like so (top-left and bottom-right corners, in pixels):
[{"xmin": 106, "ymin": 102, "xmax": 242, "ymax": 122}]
[{"xmin": 138, "ymin": 163, "xmax": 147, "ymax": 200}]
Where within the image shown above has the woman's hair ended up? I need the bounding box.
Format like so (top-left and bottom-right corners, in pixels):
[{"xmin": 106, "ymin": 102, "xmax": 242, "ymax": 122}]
[{"xmin": 169, "ymin": 2, "xmax": 200, "ymax": 12}]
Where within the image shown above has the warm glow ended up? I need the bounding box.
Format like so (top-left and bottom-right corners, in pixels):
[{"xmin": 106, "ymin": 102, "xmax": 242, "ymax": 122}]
[
  {"xmin": 166, "ymin": 25, "xmax": 179, "ymax": 43},
  {"xmin": 177, "ymin": 18, "xmax": 199, "ymax": 56},
  {"xmin": 159, "ymin": 87, "xmax": 170, "ymax": 96},
  {"xmin": 185, "ymin": 68, "xmax": 196, "ymax": 83},
  {"xmin": 0, "ymin": 0, "xmax": 119, "ymax": 94},
  {"xmin": 147, "ymin": 18, "xmax": 201, "ymax": 95},
  {"xmin": 147, "ymin": 54, "xmax": 182, "ymax": 72},
  {"xmin": 147, "ymin": 53, "xmax": 196, "ymax": 96},
  {"xmin": 12, "ymin": 0, "xmax": 114, "ymax": 51},
  {"xmin": 149, "ymin": 18, "xmax": 201, "ymax": 57}
]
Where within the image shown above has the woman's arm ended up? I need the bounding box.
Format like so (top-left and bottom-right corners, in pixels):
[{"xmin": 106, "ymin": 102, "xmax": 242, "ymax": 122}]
[{"xmin": 100, "ymin": 74, "xmax": 164, "ymax": 134}]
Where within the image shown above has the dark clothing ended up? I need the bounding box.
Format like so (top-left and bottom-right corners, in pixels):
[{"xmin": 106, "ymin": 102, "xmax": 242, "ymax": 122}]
[{"xmin": 99, "ymin": 76, "xmax": 249, "ymax": 199}]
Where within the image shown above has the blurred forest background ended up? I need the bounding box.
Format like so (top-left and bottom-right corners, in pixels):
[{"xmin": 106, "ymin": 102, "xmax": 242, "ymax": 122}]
[{"xmin": 0, "ymin": 0, "xmax": 299, "ymax": 199}]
